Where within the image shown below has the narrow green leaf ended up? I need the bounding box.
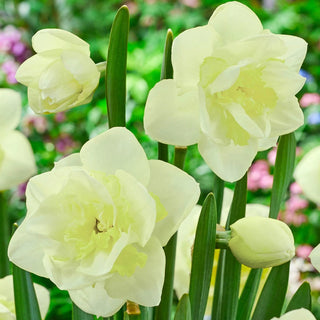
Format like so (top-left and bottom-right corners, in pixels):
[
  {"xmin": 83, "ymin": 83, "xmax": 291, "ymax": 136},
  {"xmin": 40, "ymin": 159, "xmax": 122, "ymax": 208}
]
[
  {"xmin": 140, "ymin": 306, "xmax": 153, "ymax": 320},
  {"xmin": 113, "ymin": 306, "xmax": 125, "ymax": 320},
  {"xmin": 72, "ymin": 302, "xmax": 94, "ymax": 320},
  {"xmin": 155, "ymin": 147, "xmax": 187, "ymax": 320},
  {"xmin": 106, "ymin": 5, "xmax": 129, "ymax": 128},
  {"xmin": 189, "ymin": 193, "xmax": 217, "ymax": 320},
  {"xmin": 12, "ymin": 265, "xmax": 42, "ymax": 320},
  {"xmin": 124, "ymin": 313, "xmax": 140, "ymax": 320},
  {"xmin": 285, "ymin": 282, "xmax": 311, "ymax": 312},
  {"xmin": 269, "ymin": 133, "xmax": 296, "ymax": 219},
  {"xmin": 218, "ymin": 173, "xmax": 247, "ymax": 320},
  {"xmin": 236, "ymin": 268, "xmax": 262, "ymax": 320},
  {"xmin": 213, "ymin": 173, "xmax": 224, "ymax": 224},
  {"xmin": 174, "ymin": 294, "xmax": 191, "ymax": 320},
  {"xmin": 158, "ymin": 29, "xmax": 173, "ymax": 163},
  {"xmin": 252, "ymin": 262, "xmax": 290, "ymax": 320},
  {"xmin": 0, "ymin": 192, "xmax": 10, "ymax": 277}
]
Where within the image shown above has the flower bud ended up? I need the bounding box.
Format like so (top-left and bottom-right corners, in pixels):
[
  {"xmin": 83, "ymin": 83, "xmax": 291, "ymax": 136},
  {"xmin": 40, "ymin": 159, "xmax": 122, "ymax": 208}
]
[
  {"xmin": 15, "ymin": 29, "xmax": 100, "ymax": 114},
  {"xmin": 229, "ymin": 216, "xmax": 295, "ymax": 268}
]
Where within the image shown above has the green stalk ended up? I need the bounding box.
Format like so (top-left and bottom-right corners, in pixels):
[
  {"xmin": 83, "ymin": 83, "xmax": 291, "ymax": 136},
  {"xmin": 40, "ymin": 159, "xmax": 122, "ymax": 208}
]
[
  {"xmin": 189, "ymin": 193, "xmax": 217, "ymax": 320},
  {"xmin": 106, "ymin": 5, "xmax": 129, "ymax": 128},
  {"xmin": 269, "ymin": 133, "xmax": 296, "ymax": 219},
  {"xmin": 72, "ymin": 302, "xmax": 94, "ymax": 320},
  {"xmin": 213, "ymin": 173, "xmax": 224, "ymax": 223},
  {"xmin": 155, "ymin": 147, "xmax": 187, "ymax": 320},
  {"xmin": 0, "ymin": 191, "xmax": 10, "ymax": 277},
  {"xmin": 158, "ymin": 29, "xmax": 173, "ymax": 163},
  {"xmin": 174, "ymin": 294, "xmax": 191, "ymax": 320}
]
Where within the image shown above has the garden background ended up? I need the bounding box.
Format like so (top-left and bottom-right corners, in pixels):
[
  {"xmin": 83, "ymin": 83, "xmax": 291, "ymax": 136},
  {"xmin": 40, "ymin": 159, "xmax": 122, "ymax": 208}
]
[{"xmin": 1, "ymin": 0, "xmax": 320, "ymax": 318}]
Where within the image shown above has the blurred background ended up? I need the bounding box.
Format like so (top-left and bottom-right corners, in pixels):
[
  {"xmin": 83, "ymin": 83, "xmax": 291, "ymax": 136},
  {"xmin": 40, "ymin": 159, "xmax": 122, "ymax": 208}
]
[{"xmin": 1, "ymin": 0, "xmax": 320, "ymax": 318}]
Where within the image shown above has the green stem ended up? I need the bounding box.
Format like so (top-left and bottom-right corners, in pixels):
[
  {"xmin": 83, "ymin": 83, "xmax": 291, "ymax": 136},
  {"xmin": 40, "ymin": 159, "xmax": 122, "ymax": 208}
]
[
  {"xmin": 213, "ymin": 173, "xmax": 224, "ymax": 224},
  {"xmin": 0, "ymin": 192, "xmax": 10, "ymax": 277},
  {"xmin": 215, "ymin": 231, "xmax": 231, "ymax": 249},
  {"xmin": 155, "ymin": 147, "xmax": 187, "ymax": 320}
]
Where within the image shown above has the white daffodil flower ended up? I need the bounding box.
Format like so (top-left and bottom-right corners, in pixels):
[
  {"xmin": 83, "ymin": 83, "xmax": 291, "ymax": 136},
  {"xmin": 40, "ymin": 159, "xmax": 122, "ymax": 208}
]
[
  {"xmin": 144, "ymin": 1, "xmax": 307, "ymax": 182},
  {"xmin": 0, "ymin": 275, "xmax": 50, "ymax": 320},
  {"xmin": 8, "ymin": 127, "xmax": 200, "ymax": 317},
  {"xmin": 271, "ymin": 308, "xmax": 316, "ymax": 320},
  {"xmin": 16, "ymin": 29, "xmax": 100, "ymax": 114},
  {"xmin": 0, "ymin": 89, "xmax": 36, "ymax": 191}
]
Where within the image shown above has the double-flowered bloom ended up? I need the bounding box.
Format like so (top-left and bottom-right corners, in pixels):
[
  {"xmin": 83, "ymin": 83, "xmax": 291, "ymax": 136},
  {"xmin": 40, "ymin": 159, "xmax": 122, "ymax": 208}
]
[
  {"xmin": 16, "ymin": 29, "xmax": 100, "ymax": 114},
  {"xmin": 0, "ymin": 89, "xmax": 36, "ymax": 190},
  {"xmin": 8, "ymin": 127, "xmax": 200, "ymax": 317},
  {"xmin": 144, "ymin": 1, "xmax": 307, "ymax": 182}
]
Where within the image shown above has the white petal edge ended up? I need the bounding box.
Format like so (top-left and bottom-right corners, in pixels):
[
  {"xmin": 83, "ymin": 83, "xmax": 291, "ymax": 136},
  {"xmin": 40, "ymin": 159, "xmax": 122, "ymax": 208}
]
[
  {"xmin": 0, "ymin": 89, "xmax": 21, "ymax": 130},
  {"xmin": 144, "ymin": 79, "xmax": 200, "ymax": 146},
  {"xmin": 147, "ymin": 159, "xmax": 200, "ymax": 246},
  {"xmin": 106, "ymin": 237, "xmax": 165, "ymax": 306},
  {"xmin": 198, "ymin": 133, "xmax": 258, "ymax": 183},
  {"xmin": 271, "ymin": 308, "xmax": 316, "ymax": 320},
  {"xmin": 208, "ymin": 2, "xmax": 263, "ymax": 43},
  {"xmin": 0, "ymin": 131, "xmax": 36, "ymax": 191},
  {"xmin": 80, "ymin": 127, "xmax": 150, "ymax": 186},
  {"xmin": 309, "ymin": 244, "xmax": 320, "ymax": 272},
  {"xmin": 69, "ymin": 282, "xmax": 125, "ymax": 318}
]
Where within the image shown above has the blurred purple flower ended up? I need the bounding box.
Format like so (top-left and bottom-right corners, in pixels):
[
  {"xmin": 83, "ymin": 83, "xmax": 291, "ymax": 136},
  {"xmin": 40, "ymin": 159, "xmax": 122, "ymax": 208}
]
[
  {"xmin": 54, "ymin": 112, "xmax": 66, "ymax": 123},
  {"xmin": 296, "ymin": 245, "xmax": 313, "ymax": 260},
  {"xmin": 55, "ymin": 133, "xmax": 78, "ymax": 155},
  {"xmin": 16, "ymin": 181, "xmax": 28, "ymax": 199},
  {"xmin": 22, "ymin": 115, "xmax": 48, "ymax": 136}
]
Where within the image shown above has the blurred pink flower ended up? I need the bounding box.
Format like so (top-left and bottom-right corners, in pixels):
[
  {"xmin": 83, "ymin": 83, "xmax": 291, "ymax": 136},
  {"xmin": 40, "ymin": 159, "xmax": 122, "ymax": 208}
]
[
  {"xmin": 247, "ymin": 160, "xmax": 273, "ymax": 191},
  {"xmin": 290, "ymin": 182, "xmax": 303, "ymax": 195},
  {"xmin": 300, "ymin": 93, "xmax": 320, "ymax": 108},
  {"xmin": 54, "ymin": 112, "xmax": 66, "ymax": 123},
  {"xmin": 16, "ymin": 181, "xmax": 28, "ymax": 199},
  {"xmin": 267, "ymin": 147, "xmax": 277, "ymax": 166},
  {"xmin": 180, "ymin": 0, "xmax": 199, "ymax": 8},
  {"xmin": 296, "ymin": 245, "xmax": 313, "ymax": 260},
  {"xmin": 55, "ymin": 133, "xmax": 78, "ymax": 155},
  {"xmin": 22, "ymin": 115, "xmax": 48, "ymax": 135},
  {"xmin": 1, "ymin": 60, "xmax": 18, "ymax": 84},
  {"xmin": 286, "ymin": 195, "xmax": 308, "ymax": 213}
]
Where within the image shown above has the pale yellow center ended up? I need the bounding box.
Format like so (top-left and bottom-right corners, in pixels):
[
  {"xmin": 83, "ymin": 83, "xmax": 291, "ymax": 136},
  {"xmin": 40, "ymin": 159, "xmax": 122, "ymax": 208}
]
[{"xmin": 200, "ymin": 58, "xmax": 278, "ymax": 146}]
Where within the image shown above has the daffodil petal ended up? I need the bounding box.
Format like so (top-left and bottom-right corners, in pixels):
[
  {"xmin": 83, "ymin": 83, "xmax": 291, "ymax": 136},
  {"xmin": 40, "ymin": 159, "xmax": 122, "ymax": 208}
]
[
  {"xmin": 198, "ymin": 133, "xmax": 257, "ymax": 182},
  {"xmin": 106, "ymin": 237, "xmax": 165, "ymax": 306},
  {"xmin": 271, "ymin": 308, "xmax": 316, "ymax": 320},
  {"xmin": 54, "ymin": 153, "xmax": 82, "ymax": 168},
  {"xmin": 208, "ymin": 2, "xmax": 263, "ymax": 43},
  {"xmin": 172, "ymin": 25, "xmax": 217, "ymax": 87},
  {"xmin": 32, "ymin": 29, "xmax": 89, "ymax": 55},
  {"xmin": 0, "ymin": 89, "xmax": 21, "ymax": 130},
  {"xmin": 147, "ymin": 160, "xmax": 200, "ymax": 246},
  {"xmin": 278, "ymin": 34, "xmax": 308, "ymax": 72},
  {"xmin": 69, "ymin": 282, "xmax": 125, "ymax": 318},
  {"xmin": 0, "ymin": 131, "xmax": 36, "ymax": 191},
  {"xmin": 80, "ymin": 127, "xmax": 150, "ymax": 186},
  {"xmin": 294, "ymin": 146, "xmax": 320, "ymax": 204},
  {"xmin": 269, "ymin": 97, "xmax": 304, "ymax": 136},
  {"xmin": 144, "ymin": 79, "xmax": 200, "ymax": 146},
  {"xmin": 309, "ymin": 244, "xmax": 320, "ymax": 272}
]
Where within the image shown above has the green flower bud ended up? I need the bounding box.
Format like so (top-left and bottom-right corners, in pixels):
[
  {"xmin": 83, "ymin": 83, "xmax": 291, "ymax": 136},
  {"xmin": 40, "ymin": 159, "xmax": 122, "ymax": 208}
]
[{"xmin": 229, "ymin": 216, "xmax": 295, "ymax": 268}]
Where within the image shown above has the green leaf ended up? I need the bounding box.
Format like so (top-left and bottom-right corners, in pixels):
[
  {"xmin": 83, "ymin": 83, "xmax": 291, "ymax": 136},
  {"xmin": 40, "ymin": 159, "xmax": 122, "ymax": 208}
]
[
  {"xmin": 252, "ymin": 262, "xmax": 290, "ymax": 320},
  {"xmin": 174, "ymin": 294, "xmax": 192, "ymax": 320},
  {"xmin": 214, "ymin": 174, "xmax": 247, "ymax": 320},
  {"xmin": 236, "ymin": 268, "xmax": 262, "ymax": 320},
  {"xmin": 12, "ymin": 265, "xmax": 42, "ymax": 320},
  {"xmin": 124, "ymin": 313, "xmax": 141, "ymax": 320},
  {"xmin": 269, "ymin": 133, "xmax": 296, "ymax": 219},
  {"xmin": 213, "ymin": 173, "xmax": 224, "ymax": 224},
  {"xmin": 72, "ymin": 302, "xmax": 94, "ymax": 320},
  {"xmin": 140, "ymin": 306, "xmax": 153, "ymax": 320},
  {"xmin": 0, "ymin": 192, "xmax": 10, "ymax": 277},
  {"xmin": 158, "ymin": 29, "xmax": 173, "ymax": 163},
  {"xmin": 189, "ymin": 193, "xmax": 217, "ymax": 320},
  {"xmin": 106, "ymin": 5, "xmax": 129, "ymax": 128},
  {"xmin": 285, "ymin": 282, "xmax": 312, "ymax": 312}
]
